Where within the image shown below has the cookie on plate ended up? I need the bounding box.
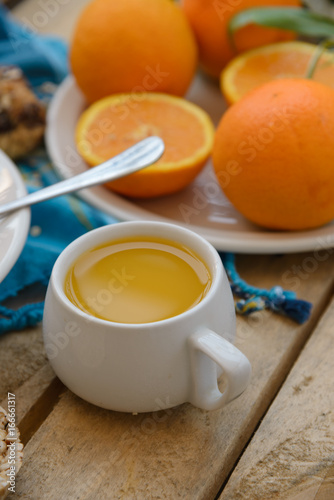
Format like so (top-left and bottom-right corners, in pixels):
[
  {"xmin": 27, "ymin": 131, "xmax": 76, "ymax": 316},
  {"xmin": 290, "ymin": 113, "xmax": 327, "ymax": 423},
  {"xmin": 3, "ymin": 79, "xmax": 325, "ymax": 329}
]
[{"xmin": 0, "ymin": 66, "xmax": 46, "ymax": 159}]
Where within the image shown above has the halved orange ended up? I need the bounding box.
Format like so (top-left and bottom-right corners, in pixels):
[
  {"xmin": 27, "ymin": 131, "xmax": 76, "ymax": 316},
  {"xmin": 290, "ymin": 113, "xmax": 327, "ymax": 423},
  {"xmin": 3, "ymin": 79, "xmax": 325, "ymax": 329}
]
[
  {"xmin": 221, "ymin": 41, "xmax": 334, "ymax": 105},
  {"xmin": 75, "ymin": 92, "xmax": 215, "ymax": 198}
]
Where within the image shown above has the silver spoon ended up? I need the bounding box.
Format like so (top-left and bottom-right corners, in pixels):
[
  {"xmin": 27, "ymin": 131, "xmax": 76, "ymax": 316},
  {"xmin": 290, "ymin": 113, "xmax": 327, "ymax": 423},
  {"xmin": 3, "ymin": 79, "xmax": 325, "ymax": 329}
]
[{"xmin": 0, "ymin": 136, "xmax": 164, "ymax": 218}]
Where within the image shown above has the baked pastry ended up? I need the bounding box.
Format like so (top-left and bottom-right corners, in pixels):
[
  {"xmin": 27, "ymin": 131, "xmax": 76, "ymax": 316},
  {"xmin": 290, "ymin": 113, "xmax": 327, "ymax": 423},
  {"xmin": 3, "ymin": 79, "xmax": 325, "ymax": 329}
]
[
  {"xmin": 0, "ymin": 66, "xmax": 46, "ymax": 159},
  {"xmin": 0, "ymin": 405, "xmax": 23, "ymax": 500}
]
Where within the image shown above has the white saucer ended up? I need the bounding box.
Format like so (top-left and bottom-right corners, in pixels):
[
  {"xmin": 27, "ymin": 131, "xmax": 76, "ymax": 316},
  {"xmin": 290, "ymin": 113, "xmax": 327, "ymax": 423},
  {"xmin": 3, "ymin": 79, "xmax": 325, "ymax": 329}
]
[
  {"xmin": 45, "ymin": 75, "xmax": 334, "ymax": 254},
  {"xmin": 0, "ymin": 151, "xmax": 30, "ymax": 283}
]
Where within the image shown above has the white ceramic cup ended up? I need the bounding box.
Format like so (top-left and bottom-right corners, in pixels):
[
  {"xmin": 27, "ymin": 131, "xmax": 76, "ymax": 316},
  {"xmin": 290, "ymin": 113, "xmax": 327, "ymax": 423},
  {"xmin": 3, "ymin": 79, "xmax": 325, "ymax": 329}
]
[{"xmin": 43, "ymin": 221, "xmax": 251, "ymax": 413}]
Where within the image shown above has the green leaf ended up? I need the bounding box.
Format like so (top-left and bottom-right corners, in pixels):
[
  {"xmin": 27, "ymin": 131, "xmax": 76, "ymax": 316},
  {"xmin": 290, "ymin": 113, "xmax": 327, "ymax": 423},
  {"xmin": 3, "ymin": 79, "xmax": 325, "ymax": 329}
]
[{"xmin": 228, "ymin": 7, "xmax": 334, "ymax": 43}]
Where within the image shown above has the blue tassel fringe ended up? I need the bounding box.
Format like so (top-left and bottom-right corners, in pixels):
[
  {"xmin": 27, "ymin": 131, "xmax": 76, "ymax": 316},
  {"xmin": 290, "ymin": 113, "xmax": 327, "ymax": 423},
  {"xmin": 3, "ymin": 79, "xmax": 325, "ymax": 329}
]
[
  {"xmin": 221, "ymin": 253, "xmax": 312, "ymax": 324},
  {"xmin": 0, "ymin": 303, "xmax": 44, "ymax": 334}
]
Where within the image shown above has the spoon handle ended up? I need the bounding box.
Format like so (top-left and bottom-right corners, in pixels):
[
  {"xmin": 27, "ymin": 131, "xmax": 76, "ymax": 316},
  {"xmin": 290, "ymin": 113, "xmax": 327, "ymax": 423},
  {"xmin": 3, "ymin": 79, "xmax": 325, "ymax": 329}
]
[{"xmin": 0, "ymin": 136, "xmax": 164, "ymax": 217}]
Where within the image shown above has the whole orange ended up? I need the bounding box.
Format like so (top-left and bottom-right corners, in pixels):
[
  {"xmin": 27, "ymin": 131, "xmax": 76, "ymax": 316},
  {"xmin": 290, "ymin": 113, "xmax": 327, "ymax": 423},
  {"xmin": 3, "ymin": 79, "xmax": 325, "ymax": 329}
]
[
  {"xmin": 70, "ymin": 0, "xmax": 198, "ymax": 103},
  {"xmin": 181, "ymin": 0, "xmax": 301, "ymax": 78},
  {"xmin": 212, "ymin": 78, "xmax": 334, "ymax": 231}
]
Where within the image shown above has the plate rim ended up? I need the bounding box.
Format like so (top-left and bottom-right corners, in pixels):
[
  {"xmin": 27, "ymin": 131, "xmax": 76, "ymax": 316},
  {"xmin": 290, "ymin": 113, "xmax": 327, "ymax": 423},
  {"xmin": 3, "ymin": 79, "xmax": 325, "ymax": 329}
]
[
  {"xmin": 45, "ymin": 75, "xmax": 334, "ymax": 255},
  {"xmin": 0, "ymin": 150, "xmax": 30, "ymax": 283}
]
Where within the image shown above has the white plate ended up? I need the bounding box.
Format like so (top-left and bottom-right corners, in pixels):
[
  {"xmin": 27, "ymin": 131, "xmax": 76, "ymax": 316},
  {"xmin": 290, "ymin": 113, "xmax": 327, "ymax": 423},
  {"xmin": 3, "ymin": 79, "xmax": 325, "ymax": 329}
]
[
  {"xmin": 0, "ymin": 151, "xmax": 30, "ymax": 283},
  {"xmin": 45, "ymin": 75, "xmax": 334, "ymax": 254}
]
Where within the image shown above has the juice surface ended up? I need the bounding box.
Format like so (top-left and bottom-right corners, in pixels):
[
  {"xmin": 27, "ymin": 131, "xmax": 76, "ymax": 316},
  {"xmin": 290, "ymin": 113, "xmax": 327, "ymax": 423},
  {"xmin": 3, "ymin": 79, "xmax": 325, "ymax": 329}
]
[{"xmin": 65, "ymin": 236, "xmax": 212, "ymax": 324}]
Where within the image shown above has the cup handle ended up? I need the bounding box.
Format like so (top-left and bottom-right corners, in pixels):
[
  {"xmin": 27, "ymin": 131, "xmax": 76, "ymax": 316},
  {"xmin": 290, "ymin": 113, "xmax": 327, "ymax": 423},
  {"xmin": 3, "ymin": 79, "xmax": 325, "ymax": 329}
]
[{"xmin": 188, "ymin": 328, "xmax": 251, "ymax": 411}]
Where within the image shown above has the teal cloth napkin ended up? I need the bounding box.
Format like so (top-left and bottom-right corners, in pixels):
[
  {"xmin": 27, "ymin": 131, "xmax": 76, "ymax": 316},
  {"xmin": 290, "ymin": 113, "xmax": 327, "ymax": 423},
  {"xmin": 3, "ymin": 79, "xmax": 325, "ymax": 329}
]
[
  {"xmin": 0, "ymin": 4, "xmax": 67, "ymax": 86},
  {"xmin": 0, "ymin": 6, "xmax": 312, "ymax": 333}
]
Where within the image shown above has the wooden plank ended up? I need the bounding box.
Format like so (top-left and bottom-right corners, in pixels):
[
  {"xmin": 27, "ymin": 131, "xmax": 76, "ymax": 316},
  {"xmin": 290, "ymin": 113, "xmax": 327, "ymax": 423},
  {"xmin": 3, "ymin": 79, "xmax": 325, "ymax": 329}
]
[
  {"xmin": 220, "ymin": 294, "xmax": 334, "ymax": 500},
  {"xmin": 0, "ymin": 327, "xmax": 65, "ymax": 444},
  {"xmin": 0, "ymin": 326, "xmax": 48, "ymax": 403},
  {"xmin": 313, "ymin": 463, "xmax": 334, "ymax": 500},
  {"xmin": 8, "ymin": 252, "xmax": 334, "ymax": 499},
  {"xmin": 1, "ymin": 364, "xmax": 56, "ymax": 425},
  {"xmin": 4, "ymin": 0, "xmax": 27, "ymax": 10}
]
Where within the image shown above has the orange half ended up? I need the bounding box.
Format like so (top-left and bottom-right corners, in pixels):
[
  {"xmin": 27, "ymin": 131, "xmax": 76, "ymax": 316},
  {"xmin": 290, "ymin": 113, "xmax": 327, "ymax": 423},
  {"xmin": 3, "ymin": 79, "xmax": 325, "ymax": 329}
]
[
  {"xmin": 221, "ymin": 41, "xmax": 334, "ymax": 105},
  {"xmin": 75, "ymin": 92, "xmax": 215, "ymax": 198}
]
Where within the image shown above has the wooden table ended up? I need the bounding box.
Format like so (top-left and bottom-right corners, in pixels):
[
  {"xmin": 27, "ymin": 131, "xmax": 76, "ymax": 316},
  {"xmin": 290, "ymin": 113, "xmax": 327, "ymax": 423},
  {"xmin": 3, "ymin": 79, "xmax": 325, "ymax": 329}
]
[
  {"xmin": 2, "ymin": 252, "xmax": 334, "ymax": 499},
  {"xmin": 2, "ymin": 1, "xmax": 334, "ymax": 498}
]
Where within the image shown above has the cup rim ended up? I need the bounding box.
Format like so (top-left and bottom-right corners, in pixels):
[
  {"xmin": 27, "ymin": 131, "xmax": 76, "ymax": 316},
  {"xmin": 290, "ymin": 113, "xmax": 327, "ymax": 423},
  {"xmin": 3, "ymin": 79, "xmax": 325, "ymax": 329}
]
[{"xmin": 50, "ymin": 221, "xmax": 224, "ymax": 329}]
